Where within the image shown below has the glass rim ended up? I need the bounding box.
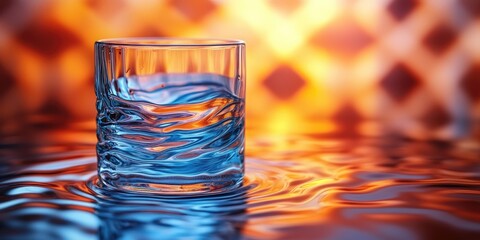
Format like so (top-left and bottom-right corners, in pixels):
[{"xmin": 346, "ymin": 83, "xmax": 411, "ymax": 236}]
[{"xmin": 95, "ymin": 37, "xmax": 245, "ymax": 47}]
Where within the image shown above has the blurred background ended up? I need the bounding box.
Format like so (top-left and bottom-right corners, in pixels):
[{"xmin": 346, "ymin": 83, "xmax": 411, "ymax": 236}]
[{"xmin": 1, "ymin": 0, "xmax": 479, "ymax": 140}]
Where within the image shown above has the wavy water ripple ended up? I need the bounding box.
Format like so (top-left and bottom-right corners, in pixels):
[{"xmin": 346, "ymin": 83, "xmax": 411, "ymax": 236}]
[
  {"xmin": 96, "ymin": 74, "xmax": 245, "ymax": 193},
  {"xmin": 1, "ymin": 131, "xmax": 480, "ymax": 239}
]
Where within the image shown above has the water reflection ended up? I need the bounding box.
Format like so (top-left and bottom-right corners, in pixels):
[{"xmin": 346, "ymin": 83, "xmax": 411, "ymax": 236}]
[
  {"xmin": 92, "ymin": 180, "xmax": 248, "ymax": 240},
  {"xmin": 1, "ymin": 127, "xmax": 480, "ymax": 239}
]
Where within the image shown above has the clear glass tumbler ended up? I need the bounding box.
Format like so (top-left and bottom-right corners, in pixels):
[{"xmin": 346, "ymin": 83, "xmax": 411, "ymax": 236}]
[{"xmin": 94, "ymin": 38, "xmax": 245, "ymax": 194}]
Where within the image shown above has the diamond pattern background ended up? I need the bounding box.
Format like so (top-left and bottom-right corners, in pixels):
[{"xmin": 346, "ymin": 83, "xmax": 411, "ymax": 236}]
[{"xmin": 0, "ymin": 0, "xmax": 479, "ymax": 139}]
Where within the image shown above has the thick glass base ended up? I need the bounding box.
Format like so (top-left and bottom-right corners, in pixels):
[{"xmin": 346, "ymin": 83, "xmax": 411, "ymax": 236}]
[{"xmin": 98, "ymin": 173, "xmax": 244, "ymax": 195}]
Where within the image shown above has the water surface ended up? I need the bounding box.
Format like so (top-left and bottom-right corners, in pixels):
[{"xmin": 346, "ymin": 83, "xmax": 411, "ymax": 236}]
[{"xmin": 1, "ymin": 126, "xmax": 480, "ymax": 240}]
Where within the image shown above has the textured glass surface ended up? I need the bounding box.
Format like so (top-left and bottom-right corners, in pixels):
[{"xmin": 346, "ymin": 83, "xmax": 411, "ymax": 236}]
[
  {"xmin": 94, "ymin": 39, "xmax": 246, "ymax": 193},
  {"xmin": 96, "ymin": 73, "xmax": 244, "ymax": 192}
]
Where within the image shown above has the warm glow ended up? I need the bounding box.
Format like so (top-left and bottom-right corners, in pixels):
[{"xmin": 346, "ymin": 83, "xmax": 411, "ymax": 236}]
[{"xmin": 0, "ymin": 0, "xmax": 478, "ymax": 139}]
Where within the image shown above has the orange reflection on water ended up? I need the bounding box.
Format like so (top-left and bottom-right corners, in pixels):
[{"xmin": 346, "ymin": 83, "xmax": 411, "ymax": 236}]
[
  {"xmin": 1, "ymin": 123, "xmax": 480, "ymax": 239},
  {"xmin": 244, "ymin": 133, "xmax": 480, "ymax": 239}
]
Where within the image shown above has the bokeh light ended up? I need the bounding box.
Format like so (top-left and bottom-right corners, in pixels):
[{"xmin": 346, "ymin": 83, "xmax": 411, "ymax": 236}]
[{"xmin": 1, "ymin": 0, "xmax": 479, "ymax": 140}]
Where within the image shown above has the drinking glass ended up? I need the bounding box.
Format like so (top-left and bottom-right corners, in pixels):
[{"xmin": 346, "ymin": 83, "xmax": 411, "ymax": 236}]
[{"xmin": 94, "ymin": 38, "xmax": 245, "ymax": 194}]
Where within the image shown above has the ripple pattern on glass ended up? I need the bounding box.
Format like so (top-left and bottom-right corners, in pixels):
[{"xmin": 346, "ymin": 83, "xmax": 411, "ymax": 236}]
[{"xmin": 95, "ymin": 74, "xmax": 245, "ymax": 193}]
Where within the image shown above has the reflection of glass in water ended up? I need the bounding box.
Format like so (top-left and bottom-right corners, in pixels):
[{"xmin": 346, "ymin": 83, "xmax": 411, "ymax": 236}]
[
  {"xmin": 96, "ymin": 73, "xmax": 245, "ymax": 193},
  {"xmin": 96, "ymin": 185, "xmax": 247, "ymax": 240},
  {"xmin": 2, "ymin": 135, "xmax": 480, "ymax": 239}
]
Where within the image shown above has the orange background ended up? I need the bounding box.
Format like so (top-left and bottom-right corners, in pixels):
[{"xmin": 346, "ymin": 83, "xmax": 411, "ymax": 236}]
[{"xmin": 1, "ymin": 0, "xmax": 479, "ymax": 139}]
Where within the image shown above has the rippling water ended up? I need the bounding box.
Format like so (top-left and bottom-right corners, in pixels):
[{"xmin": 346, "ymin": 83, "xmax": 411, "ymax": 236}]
[
  {"xmin": 1, "ymin": 126, "xmax": 480, "ymax": 240},
  {"xmin": 96, "ymin": 73, "xmax": 244, "ymax": 193}
]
